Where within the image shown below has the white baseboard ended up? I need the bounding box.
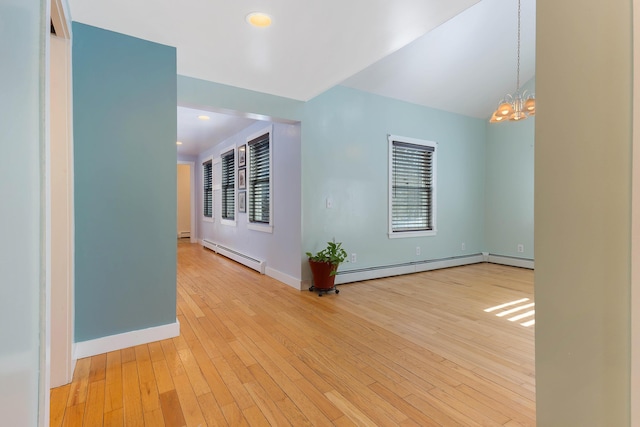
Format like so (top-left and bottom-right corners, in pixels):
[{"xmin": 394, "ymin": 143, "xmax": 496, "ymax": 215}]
[
  {"xmin": 265, "ymin": 267, "xmax": 302, "ymax": 290},
  {"xmin": 334, "ymin": 254, "xmax": 485, "ymax": 285},
  {"xmin": 74, "ymin": 319, "xmax": 180, "ymax": 359},
  {"xmin": 487, "ymin": 254, "xmax": 534, "ymax": 269}
]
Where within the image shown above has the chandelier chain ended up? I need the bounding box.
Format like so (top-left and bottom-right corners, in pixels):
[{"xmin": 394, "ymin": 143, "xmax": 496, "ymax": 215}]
[{"xmin": 516, "ymin": 0, "xmax": 521, "ymax": 91}]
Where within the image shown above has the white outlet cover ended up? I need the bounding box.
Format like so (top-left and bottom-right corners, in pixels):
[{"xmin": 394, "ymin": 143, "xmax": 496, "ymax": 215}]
[{"xmin": 326, "ymin": 197, "xmax": 333, "ymax": 208}]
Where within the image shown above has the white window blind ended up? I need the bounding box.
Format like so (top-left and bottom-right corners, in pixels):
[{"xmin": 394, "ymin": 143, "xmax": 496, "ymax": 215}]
[
  {"xmin": 248, "ymin": 133, "xmax": 270, "ymax": 224},
  {"xmin": 221, "ymin": 149, "xmax": 235, "ymax": 220},
  {"xmin": 202, "ymin": 160, "xmax": 212, "ymax": 218},
  {"xmin": 389, "ymin": 136, "xmax": 436, "ymax": 236}
]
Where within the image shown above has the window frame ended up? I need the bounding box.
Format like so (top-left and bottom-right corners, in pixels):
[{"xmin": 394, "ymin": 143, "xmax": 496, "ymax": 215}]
[
  {"xmin": 220, "ymin": 146, "xmax": 236, "ymax": 226},
  {"xmin": 246, "ymin": 125, "xmax": 273, "ymax": 233},
  {"xmin": 202, "ymin": 156, "xmax": 214, "ymax": 223},
  {"xmin": 388, "ymin": 134, "xmax": 437, "ymax": 239}
]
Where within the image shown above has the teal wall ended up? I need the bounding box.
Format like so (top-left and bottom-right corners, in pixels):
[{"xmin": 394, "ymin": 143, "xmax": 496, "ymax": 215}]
[
  {"xmin": 73, "ymin": 23, "xmax": 177, "ymax": 341},
  {"xmin": 0, "ymin": 1, "xmax": 44, "ymax": 424},
  {"xmin": 485, "ymin": 79, "xmax": 535, "ymax": 259},
  {"xmin": 302, "ymin": 86, "xmax": 487, "ymax": 272}
]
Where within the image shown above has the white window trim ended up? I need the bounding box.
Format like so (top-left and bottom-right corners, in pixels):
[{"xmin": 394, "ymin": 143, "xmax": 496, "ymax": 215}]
[
  {"xmin": 246, "ymin": 125, "xmax": 273, "ymax": 233},
  {"xmin": 220, "ymin": 145, "xmax": 236, "ymax": 227},
  {"xmin": 202, "ymin": 155, "xmax": 214, "ymax": 223},
  {"xmin": 387, "ymin": 134, "xmax": 437, "ymax": 239},
  {"xmin": 212, "ymin": 158, "xmax": 221, "ymax": 191}
]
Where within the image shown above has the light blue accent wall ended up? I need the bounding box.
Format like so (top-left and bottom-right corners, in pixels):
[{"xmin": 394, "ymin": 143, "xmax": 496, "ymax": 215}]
[
  {"xmin": 302, "ymin": 86, "xmax": 487, "ymax": 273},
  {"xmin": 0, "ymin": 1, "xmax": 44, "ymax": 424},
  {"xmin": 485, "ymin": 79, "xmax": 535, "ymax": 259},
  {"xmin": 197, "ymin": 121, "xmax": 302, "ymax": 281},
  {"xmin": 73, "ymin": 23, "xmax": 177, "ymax": 341}
]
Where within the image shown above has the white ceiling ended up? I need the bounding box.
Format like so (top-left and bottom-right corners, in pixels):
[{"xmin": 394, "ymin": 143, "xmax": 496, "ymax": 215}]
[
  {"xmin": 341, "ymin": 0, "xmax": 536, "ymax": 118},
  {"xmin": 176, "ymin": 107, "xmax": 258, "ymax": 157},
  {"xmin": 68, "ymin": 0, "xmax": 536, "ymax": 154}
]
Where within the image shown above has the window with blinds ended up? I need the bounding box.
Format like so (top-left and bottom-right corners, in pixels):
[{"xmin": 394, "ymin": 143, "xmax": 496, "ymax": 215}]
[
  {"xmin": 221, "ymin": 149, "xmax": 235, "ymax": 220},
  {"xmin": 388, "ymin": 136, "xmax": 437, "ymax": 237},
  {"xmin": 248, "ymin": 132, "xmax": 271, "ymax": 225},
  {"xmin": 202, "ymin": 160, "xmax": 213, "ymax": 218}
]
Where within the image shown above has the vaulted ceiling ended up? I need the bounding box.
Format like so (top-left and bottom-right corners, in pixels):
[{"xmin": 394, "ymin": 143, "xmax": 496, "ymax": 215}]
[{"xmin": 68, "ymin": 0, "xmax": 536, "ymax": 155}]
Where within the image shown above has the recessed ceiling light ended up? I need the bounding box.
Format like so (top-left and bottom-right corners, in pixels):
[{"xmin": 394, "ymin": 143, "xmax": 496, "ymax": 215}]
[
  {"xmin": 197, "ymin": 115, "xmax": 210, "ymax": 120},
  {"xmin": 176, "ymin": 141, "xmax": 183, "ymax": 145},
  {"xmin": 246, "ymin": 12, "xmax": 272, "ymax": 28}
]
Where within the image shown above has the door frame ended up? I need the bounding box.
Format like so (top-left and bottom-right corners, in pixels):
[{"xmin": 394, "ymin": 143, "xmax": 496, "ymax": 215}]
[
  {"xmin": 632, "ymin": 0, "xmax": 639, "ymax": 422},
  {"xmin": 178, "ymin": 161, "xmax": 197, "ymax": 243},
  {"xmin": 48, "ymin": 0, "xmax": 74, "ymax": 394}
]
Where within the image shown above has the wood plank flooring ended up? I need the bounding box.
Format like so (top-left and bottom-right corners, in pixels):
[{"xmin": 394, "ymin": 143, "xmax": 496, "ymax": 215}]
[{"xmin": 51, "ymin": 241, "xmax": 535, "ymax": 426}]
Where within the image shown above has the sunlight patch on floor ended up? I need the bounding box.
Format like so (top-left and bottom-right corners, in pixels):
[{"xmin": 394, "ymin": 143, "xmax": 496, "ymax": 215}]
[{"xmin": 485, "ymin": 298, "xmax": 535, "ymax": 327}]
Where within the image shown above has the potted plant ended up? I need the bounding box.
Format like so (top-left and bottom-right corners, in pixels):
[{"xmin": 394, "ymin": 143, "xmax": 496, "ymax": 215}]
[{"xmin": 306, "ymin": 241, "xmax": 348, "ymax": 295}]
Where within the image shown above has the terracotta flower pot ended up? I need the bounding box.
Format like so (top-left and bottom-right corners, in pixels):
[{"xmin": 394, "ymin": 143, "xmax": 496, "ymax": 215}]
[{"xmin": 308, "ymin": 260, "xmax": 338, "ymax": 290}]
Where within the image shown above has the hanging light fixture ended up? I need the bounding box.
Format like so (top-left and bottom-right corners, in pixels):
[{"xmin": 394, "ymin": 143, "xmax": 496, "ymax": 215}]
[{"xmin": 490, "ymin": 0, "xmax": 535, "ymax": 123}]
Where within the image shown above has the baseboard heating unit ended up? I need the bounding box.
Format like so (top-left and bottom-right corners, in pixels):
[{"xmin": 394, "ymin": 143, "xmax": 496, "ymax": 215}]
[
  {"xmin": 334, "ymin": 254, "xmax": 485, "ymax": 285},
  {"xmin": 202, "ymin": 239, "xmax": 266, "ymax": 274},
  {"xmin": 334, "ymin": 253, "xmax": 533, "ymax": 285}
]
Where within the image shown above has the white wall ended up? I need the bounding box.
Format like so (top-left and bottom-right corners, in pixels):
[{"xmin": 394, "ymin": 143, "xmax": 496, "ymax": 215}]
[{"xmin": 197, "ymin": 120, "xmax": 302, "ymax": 287}]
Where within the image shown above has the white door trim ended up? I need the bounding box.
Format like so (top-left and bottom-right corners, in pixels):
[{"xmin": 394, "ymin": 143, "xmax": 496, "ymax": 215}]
[
  {"xmin": 178, "ymin": 161, "xmax": 196, "ymax": 243},
  {"xmin": 48, "ymin": 0, "xmax": 74, "ymax": 399},
  {"xmin": 631, "ymin": 0, "xmax": 639, "ymax": 423}
]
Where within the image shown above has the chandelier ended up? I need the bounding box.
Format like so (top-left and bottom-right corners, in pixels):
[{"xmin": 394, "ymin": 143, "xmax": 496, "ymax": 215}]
[{"xmin": 489, "ymin": 0, "xmax": 535, "ymax": 123}]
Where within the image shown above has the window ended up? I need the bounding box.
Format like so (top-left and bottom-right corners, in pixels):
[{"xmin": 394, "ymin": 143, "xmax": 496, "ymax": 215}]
[
  {"xmin": 388, "ymin": 135, "xmax": 437, "ymax": 238},
  {"xmin": 221, "ymin": 149, "xmax": 235, "ymax": 221},
  {"xmin": 247, "ymin": 127, "xmax": 272, "ymax": 232},
  {"xmin": 202, "ymin": 159, "xmax": 213, "ymax": 220}
]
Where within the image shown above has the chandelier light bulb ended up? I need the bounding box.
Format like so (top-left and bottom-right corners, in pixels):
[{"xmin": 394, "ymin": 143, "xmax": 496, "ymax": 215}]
[
  {"xmin": 524, "ymin": 97, "xmax": 536, "ymax": 112},
  {"xmin": 498, "ymin": 101, "xmax": 513, "ymax": 116}
]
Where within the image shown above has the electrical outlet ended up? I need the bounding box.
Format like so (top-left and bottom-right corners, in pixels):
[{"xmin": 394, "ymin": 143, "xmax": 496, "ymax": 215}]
[
  {"xmin": 416, "ymin": 246, "xmax": 421, "ymax": 256},
  {"xmin": 351, "ymin": 253, "xmax": 357, "ymax": 263},
  {"xmin": 326, "ymin": 197, "xmax": 333, "ymax": 209},
  {"xmin": 461, "ymin": 242, "xmax": 466, "ymax": 251},
  {"xmin": 517, "ymin": 244, "xmax": 524, "ymax": 253}
]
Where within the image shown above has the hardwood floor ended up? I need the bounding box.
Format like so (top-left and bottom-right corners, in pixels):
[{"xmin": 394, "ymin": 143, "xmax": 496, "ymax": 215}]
[{"xmin": 51, "ymin": 241, "xmax": 535, "ymax": 426}]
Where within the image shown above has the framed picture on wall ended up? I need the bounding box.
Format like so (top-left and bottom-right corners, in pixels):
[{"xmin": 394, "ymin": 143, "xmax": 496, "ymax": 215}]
[
  {"xmin": 238, "ymin": 145, "xmax": 246, "ymax": 167},
  {"xmin": 238, "ymin": 168, "xmax": 246, "ymax": 189},
  {"xmin": 238, "ymin": 191, "xmax": 246, "ymax": 213}
]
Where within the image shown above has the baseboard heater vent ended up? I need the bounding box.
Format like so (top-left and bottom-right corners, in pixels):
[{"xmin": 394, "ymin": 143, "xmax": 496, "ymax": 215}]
[
  {"xmin": 334, "ymin": 253, "xmax": 485, "ymax": 285},
  {"xmin": 202, "ymin": 239, "xmax": 266, "ymax": 274},
  {"xmin": 178, "ymin": 231, "xmax": 190, "ymax": 238}
]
